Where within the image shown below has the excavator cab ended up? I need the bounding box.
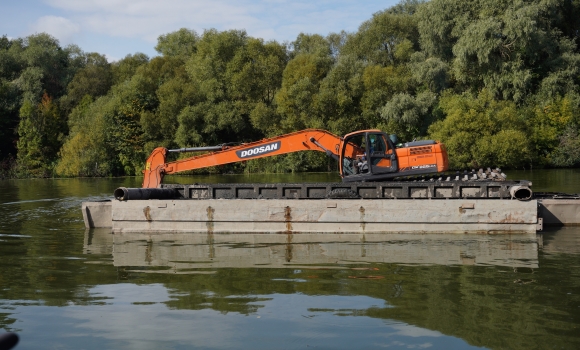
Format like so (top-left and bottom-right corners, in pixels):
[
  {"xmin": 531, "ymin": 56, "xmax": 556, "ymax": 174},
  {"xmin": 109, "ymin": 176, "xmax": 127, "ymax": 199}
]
[{"xmin": 340, "ymin": 130, "xmax": 398, "ymax": 182}]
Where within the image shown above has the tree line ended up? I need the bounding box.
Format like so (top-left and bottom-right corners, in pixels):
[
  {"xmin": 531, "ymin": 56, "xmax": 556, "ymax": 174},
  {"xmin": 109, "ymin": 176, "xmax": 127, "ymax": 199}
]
[{"xmin": 1, "ymin": 0, "xmax": 579, "ymax": 178}]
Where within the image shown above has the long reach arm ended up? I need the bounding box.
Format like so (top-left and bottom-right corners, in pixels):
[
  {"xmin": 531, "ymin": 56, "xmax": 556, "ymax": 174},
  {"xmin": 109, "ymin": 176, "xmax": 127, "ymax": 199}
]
[{"xmin": 142, "ymin": 129, "xmax": 342, "ymax": 188}]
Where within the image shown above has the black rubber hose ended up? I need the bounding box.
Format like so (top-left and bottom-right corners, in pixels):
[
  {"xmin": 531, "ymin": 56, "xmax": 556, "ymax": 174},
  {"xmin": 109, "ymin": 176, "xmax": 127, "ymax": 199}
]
[
  {"xmin": 114, "ymin": 187, "xmax": 178, "ymax": 201},
  {"xmin": 0, "ymin": 333, "xmax": 19, "ymax": 350}
]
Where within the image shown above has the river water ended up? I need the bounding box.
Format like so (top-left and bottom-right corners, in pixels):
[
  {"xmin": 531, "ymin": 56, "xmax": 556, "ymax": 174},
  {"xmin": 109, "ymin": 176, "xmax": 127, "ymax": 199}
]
[{"xmin": 1, "ymin": 169, "xmax": 579, "ymax": 349}]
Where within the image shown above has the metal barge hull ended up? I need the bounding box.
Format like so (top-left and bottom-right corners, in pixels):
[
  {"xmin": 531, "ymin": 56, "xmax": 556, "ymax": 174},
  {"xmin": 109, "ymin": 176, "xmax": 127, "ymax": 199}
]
[{"xmin": 117, "ymin": 198, "xmax": 539, "ymax": 233}]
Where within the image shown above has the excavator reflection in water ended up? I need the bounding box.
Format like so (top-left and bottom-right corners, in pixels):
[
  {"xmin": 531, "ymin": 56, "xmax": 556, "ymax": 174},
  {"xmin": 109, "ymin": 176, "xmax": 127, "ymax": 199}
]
[{"xmin": 142, "ymin": 129, "xmax": 449, "ymax": 188}]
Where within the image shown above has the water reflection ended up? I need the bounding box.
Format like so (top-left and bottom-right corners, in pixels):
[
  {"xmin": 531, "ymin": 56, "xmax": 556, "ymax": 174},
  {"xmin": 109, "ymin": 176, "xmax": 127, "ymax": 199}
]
[
  {"xmin": 75, "ymin": 229, "xmax": 580, "ymax": 349},
  {"xmin": 55, "ymin": 285, "xmax": 468, "ymax": 350},
  {"xmin": 508, "ymin": 168, "xmax": 580, "ymax": 193},
  {"xmin": 85, "ymin": 231, "xmax": 541, "ymax": 271},
  {"xmin": 541, "ymin": 226, "xmax": 580, "ymax": 255}
]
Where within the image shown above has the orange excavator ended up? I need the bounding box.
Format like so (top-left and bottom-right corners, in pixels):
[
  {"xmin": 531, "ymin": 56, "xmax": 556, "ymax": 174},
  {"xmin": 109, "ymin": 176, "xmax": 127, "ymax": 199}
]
[{"xmin": 142, "ymin": 129, "xmax": 449, "ymax": 188}]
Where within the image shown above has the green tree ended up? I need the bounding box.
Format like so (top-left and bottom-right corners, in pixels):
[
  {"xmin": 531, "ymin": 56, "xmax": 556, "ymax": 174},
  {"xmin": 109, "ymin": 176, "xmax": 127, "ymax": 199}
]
[
  {"xmin": 342, "ymin": 6, "xmax": 420, "ymax": 66},
  {"xmin": 429, "ymin": 90, "xmax": 532, "ymax": 169},
  {"xmin": 178, "ymin": 29, "xmax": 251, "ymax": 147},
  {"xmin": 111, "ymin": 53, "xmax": 149, "ymax": 85},
  {"xmin": 0, "ymin": 36, "xmax": 21, "ymax": 161},
  {"xmin": 380, "ymin": 90, "xmax": 437, "ymax": 141},
  {"xmin": 177, "ymin": 30, "xmax": 287, "ymax": 148},
  {"xmin": 4, "ymin": 33, "xmax": 87, "ymax": 176},
  {"xmin": 360, "ymin": 63, "xmax": 416, "ymax": 136},
  {"xmin": 17, "ymin": 33, "xmax": 72, "ymax": 101},
  {"xmin": 108, "ymin": 55, "xmax": 196, "ymax": 174},
  {"xmin": 553, "ymin": 0, "xmax": 580, "ymax": 52},
  {"xmin": 141, "ymin": 56, "xmax": 200, "ymax": 153},
  {"xmin": 155, "ymin": 28, "xmax": 199, "ymax": 59},
  {"xmin": 408, "ymin": 52, "xmax": 449, "ymax": 94},
  {"xmin": 418, "ymin": 0, "xmax": 580, "ymax": 102},
  {"xmin": 56, "ymin": 95, "xmax": 114, "ymax": 176},
  {"xmin": 526, "ymin": 93, "xmax": 580, "ymax": 166},
  {"xmin": 17, "ymin": 93, "xmax": 66, "ymax": 176},
  {"xmin": 291, "ymin": 33, "xmax": 332, "ymax": 57},
  {"xmin": 274, "ymin": 51, "xmax": 333, "ymax": 133},
  {"xmin": 550, "ymin": 126, "xmax": 580, "ymax": 167},
  {"xmin": 316, "ymin": 55, "xmax": 367, "ymax": 135},
  {"xmin": 60, "ymin": 52, "xmax": 112, "ymax": 114}
]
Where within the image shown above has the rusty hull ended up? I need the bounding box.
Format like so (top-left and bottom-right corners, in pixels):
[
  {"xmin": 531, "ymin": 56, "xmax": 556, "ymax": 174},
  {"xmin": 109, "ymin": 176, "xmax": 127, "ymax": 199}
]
[{"xmin": 84, "ymin": 198, "xmax": 540, "ymax": 233}]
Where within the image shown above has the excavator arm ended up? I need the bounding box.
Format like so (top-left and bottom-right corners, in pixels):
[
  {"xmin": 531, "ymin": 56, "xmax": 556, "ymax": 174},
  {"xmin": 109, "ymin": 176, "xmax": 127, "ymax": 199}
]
[{"xmin": 142, "ymin": 129, "xmax": 342, "ymax": 188}]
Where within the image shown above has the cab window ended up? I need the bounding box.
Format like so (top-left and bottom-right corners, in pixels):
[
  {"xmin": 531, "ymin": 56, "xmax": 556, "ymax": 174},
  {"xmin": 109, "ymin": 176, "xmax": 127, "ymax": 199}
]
[{"xmin": 341, "ymin": 134, "xmax": 366, "ymax": 176}]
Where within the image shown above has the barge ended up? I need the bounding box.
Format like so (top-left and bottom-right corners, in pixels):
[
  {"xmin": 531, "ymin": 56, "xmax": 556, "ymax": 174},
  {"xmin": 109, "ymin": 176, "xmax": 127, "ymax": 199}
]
[{"xmin": 82, "ymin": 180, "xmax": 580, "ymax": 234}]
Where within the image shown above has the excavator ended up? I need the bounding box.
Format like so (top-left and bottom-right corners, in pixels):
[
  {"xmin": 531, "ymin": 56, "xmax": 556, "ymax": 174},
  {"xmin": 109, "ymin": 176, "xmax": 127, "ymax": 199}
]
[{"xmin": 142, "ymin": 129, "xmax": 449, "ymax": 188}]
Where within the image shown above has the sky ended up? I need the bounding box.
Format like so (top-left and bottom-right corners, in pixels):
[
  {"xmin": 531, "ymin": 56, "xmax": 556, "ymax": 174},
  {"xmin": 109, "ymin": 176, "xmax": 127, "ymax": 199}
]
[{"xmin": 0, "ymin": 0, "xmax": 401, "ymax": 62}]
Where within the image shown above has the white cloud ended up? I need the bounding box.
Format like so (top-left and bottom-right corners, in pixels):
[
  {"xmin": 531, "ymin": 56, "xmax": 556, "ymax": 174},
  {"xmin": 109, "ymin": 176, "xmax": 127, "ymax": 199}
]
[
  {"xmin": 30, "ymin": 15, "xmax": 81, "ymax": 45},
  {"xmin": 21, "ymin": 0, "xmax": 396, "ymax": 61},
  {"xmin": 43, "ymin": 0, "xmax": 394, "ymax": 44},
  {"xmin": 388, "ymin": 323, "xmax": 443, "ymax": 338}
]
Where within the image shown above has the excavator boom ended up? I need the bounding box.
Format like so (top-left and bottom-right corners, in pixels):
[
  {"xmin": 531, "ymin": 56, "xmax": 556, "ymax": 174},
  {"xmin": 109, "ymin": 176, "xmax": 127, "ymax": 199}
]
[{"xmin": 142, "ymin": 129, "xmax": 341, "ymax": 188}]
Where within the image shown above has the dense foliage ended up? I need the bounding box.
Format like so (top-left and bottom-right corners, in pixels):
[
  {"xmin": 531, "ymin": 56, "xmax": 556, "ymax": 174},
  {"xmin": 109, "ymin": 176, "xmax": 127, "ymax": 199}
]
[{"xmin": 1, "ymin": 0, "xmax": 579, "ymax": 178}]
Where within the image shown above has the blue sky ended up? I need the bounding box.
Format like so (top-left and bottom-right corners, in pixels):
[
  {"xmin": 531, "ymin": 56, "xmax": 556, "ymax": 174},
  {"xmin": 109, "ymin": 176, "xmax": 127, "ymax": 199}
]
[{"xmin": 0, "ymin": 0, "xmax": 401, "ymax": 62}]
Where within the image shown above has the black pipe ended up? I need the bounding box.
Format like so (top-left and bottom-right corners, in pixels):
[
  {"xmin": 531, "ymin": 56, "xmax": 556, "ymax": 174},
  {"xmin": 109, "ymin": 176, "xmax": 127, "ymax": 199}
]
[
  {"xmin": 509, "ymin": 185, "xmax": 533, "ymax": 201},
  {"xmin": 114, "ymin": 187, "xmax": 178, "ymax": 201},
  {"xmin": 0, "ymin": 333, "xmax": 18, "ymax": 350}
]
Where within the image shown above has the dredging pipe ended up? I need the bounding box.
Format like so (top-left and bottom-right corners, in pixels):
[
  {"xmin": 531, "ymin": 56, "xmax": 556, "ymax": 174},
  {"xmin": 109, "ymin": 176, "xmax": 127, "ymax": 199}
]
[
  {"xmin": 509, "ymin": 185, "xmax": 533, "ymax": 201},
  {"xmin": 114, "ymin": 187, "xmax": 178, "ymax": 201}
]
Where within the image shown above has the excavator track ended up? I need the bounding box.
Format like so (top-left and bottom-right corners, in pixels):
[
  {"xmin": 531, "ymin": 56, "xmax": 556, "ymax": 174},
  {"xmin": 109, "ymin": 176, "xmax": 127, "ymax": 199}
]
[{"xmin": 393, "ymin": 167, "xmax": 507, "ymax": 182}]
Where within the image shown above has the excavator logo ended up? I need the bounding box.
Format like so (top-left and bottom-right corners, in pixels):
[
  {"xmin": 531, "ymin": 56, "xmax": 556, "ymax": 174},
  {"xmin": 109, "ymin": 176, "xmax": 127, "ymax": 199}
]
[{"xmin": 236, "ymin": 141, "xmax": 281, "ymax": 159}]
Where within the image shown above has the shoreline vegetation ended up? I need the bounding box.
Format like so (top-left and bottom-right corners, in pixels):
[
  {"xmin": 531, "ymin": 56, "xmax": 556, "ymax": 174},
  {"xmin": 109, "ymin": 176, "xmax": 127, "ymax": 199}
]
[{"xmin": 1, "ymin": 0, "xmax": 579, "ymax": 180}]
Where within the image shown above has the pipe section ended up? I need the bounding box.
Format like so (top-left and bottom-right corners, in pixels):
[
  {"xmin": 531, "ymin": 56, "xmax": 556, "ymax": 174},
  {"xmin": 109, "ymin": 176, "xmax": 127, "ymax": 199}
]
[
  {"xmin": 509, "ymin": 185, "xmax": 533, "ymax": 201},
  {"xmin": 114, "ymin": 187, "xmax": 178, "ymax": 201}
]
